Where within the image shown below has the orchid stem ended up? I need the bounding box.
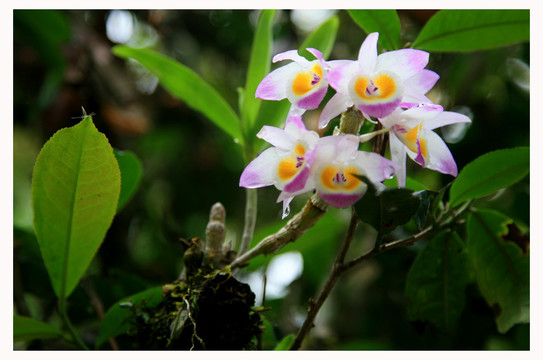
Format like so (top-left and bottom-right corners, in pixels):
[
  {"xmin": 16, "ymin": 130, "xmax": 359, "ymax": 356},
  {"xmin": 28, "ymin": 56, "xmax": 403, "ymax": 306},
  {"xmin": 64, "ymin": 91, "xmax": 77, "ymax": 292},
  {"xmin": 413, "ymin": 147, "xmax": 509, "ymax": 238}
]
[{"xmin": 238, "ymin": 187, "xmax": 258, "ymax": 256}]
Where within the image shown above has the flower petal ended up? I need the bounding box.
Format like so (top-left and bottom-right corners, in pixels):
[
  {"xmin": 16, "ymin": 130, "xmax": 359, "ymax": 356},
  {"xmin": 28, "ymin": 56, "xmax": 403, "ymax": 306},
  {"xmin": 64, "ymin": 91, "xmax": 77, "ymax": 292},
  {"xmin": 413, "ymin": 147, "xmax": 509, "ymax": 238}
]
[
  {"xmin": 406, "ymin": 130, "xmax": 458, "ymax": 177},
  {"xmin": 375, "ymin": 49, "xmax": 429, "ymax": 80},
  {"xmin": 319, "ymin": 93, "xmax": 353, "ymax": 129},
  {"xmin": 326, "ymin": 60, "xmax": 358, "ymax": 93},
  {"xmin": 351, "ymin": 151, "xmax": 398, "ymax": 184},
  {"xmin": 426, "ymin": 110, "xmax": 472, "ymax": 130},
  {"xmin": 257, "ymin": 126, "xmax": 296, "ymax": 150},
  {"xmin": 358, "ymin": 32, "xmax": 379, "ymax": 72},
  {"xmin": 405, "ymin": 69, "xmax": 440, "ymax": 94},
  {"xmin": 389, "ymin": 133, "xmax": 407, "ymax": 187},
  {"xmin": 319, "ymin": 192, "xmax": 364, "ymax": 208},
  {"xmin": 255, "ymin": 62, "xmax": 300, "ymax": 100},
  {"xmin": 295, "ymin": 86, "xmax": 328, "ymax": 110},
  {"xmin": 280, "ymin": 195, "xmax": 294, "ymax": 219},
  {"xmin": 240, "ymin": 147, "xmax": 280, "ymax": 188},
  {"xmin": 358, "ymin": 99, "xmax": 402, "ymax": 119},
  {"xmin": 273, "ymin": 49, "xmax": 308, "ymax": 65},
  {"xmin": 306, "ymin": 48, "xmax": 324, "ymax": 65}
]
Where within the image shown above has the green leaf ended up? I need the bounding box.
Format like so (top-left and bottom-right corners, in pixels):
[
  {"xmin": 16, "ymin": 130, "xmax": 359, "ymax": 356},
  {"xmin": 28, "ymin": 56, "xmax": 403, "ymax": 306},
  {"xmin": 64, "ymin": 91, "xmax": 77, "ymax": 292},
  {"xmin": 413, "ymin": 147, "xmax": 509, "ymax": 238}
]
[
  {"xmin": 467, "ymin": 209, "xmax": 529, "ymax": 333},
  {"xmin": 32, "ymin": 116, "xmax": 121, "ymax": 299},
  {"xmin": 96, "ymin": 286, "xmax": 163, "ymax": 349},
  {"xmin": 299, "ymin": 15, "xmax": 340, "ymax": 60},
  {"xmin": 274, "ymin": 334, "xmax": 295, "ymax": 350},
  {"xmin": 114, "ymin": 150, "xmax": 143, "ymax": 212},
  {"xmin": 449, "ymin": 147, "xmax": 529, "ymax": 207},
  {"xmin": 112, "ymin": 45, "xmax": 244, "ymax": 146},
  {"xmin": 14, "ymin": 315, "xmax": 63, "ymax": 343},
  {"xmin": 354, "ymin": 176, "xmax": 421, "ymax": 232},
  {"xmin": 405, "ymin": 231, "xmax": 472, "ymax": 331},
  {"xmin": 412, "ymin": 10, "xmax": 529, "ymax": 52},
  {"xmin": 242, "ymin": 10, "xmax": 276, "ymax": 132},
  {"xmin": 348, "ymin": 10, "xmax": 401, "ymax": 50}
]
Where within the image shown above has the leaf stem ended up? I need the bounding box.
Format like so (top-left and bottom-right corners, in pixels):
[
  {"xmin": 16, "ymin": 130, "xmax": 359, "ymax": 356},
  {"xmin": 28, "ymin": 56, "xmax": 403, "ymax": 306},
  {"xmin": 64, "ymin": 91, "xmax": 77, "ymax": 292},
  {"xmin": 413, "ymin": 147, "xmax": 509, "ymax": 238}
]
[{"xmin": 58, "ymin": 297, "xmax": 89, "ymax": 350}]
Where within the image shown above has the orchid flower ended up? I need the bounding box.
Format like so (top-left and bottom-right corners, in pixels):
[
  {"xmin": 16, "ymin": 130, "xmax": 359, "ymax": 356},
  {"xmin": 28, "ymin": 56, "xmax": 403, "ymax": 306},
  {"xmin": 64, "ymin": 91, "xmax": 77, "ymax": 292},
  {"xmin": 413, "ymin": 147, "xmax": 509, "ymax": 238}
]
[
  {"xmin": 256, "ymin": 48, "xmax": 347, "ymax": 115},
  {"xmin": 379, "ymin": 104, "xmax": 472, "ymax": 187},
  {"xmin": 311, "ymin": 135, "xmax": 397, "ymax": 208},
  {"xmin": 239, "ymin": 114, "xmax": 319, "ymax": 218},
  {"xmin": 319, "ymin": 32, "xmax": 439, "ymax": 128}
]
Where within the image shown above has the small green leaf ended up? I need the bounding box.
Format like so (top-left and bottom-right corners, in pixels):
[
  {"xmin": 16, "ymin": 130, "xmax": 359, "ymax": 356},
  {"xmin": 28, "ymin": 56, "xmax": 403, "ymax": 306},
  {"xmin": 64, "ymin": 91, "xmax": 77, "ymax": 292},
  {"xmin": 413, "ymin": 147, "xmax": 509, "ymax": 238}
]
[
  {"xmin": 112, "ymin": 45, "xmax": 244, "ymax": 146},
  {"xmin": 449, "ymin": 147, "xmax": 529, "ymax": 207},
  {"xmin": 348, "ymin": 10, "xmax": 401, "ymax": 50},
  {"xmin": 413, "ymin": 190, "xmax": 436, "ymax": 231},
  {"xmin": 274, "ymin": 334, "xmax": 295, "ymax": 350},
  {"xmin": 467, "ymin": 209, "xmax": 529, "ymax": 333},
  {"xmin": 242, "ymin": 10, "xmax": 276, "ymax": 132},
  {"xmin": 32, "ymin": 116, "xmax": 121, "ymax": 299},
  {"xmin": 114, "ymin": 150, "xmax": 143, "ymax": 212},
  {"xmin": 354, "ymin": 176, "xmax": 421, "ymax": 232},
  {"xmin": 406, "ymin": 231, "xmax": 472, "ymax": 331},
  {"xmin": 299, "ymin": 15, "xmax": 340, "ymax": 60},
  {"xmin": 412, "ymin": 10, "xmax": 529, "ymax": 52},
  {"xmin": 14, "ymin": 315, "xmax": 63, "ymax": 343},
  {"xmin": 96, "ymin": 287, "xmax": 163, "ymax": 349}
]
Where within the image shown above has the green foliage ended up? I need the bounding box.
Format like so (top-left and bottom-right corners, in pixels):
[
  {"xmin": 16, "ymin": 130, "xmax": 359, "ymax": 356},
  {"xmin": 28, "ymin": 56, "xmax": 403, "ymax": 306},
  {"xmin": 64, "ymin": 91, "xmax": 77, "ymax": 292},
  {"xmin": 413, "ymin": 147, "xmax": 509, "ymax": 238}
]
[
  {"xmin": 412, "ymin": 10, "xmax": 529, "ymax": 52},
  {"xmin": 405, "ymin": 231, "xmax": 472, "ymax": 331},
  {"xmin": 467, "ymin": 209, "xmax": 529, "ymax": 333},
  {"xmin": 449, "ymin": 147, "xmax": 529, "ymax": 207},
  {"xmin": 354, "ymin": 176, "xmax": 421, "ymax": 233},
  {"xmin": 242, "ymin": 10, "xmax": 276, "ymax": 133},
  {"xmin": 32, "ymin": 116, "xmax": 121, "ymax": 299},
  {"xmin": 299, "ymin": 15, "xmax": 340, "ymax": 60},
  {"xmin": 96, "ymin": 287, "xmax": 163, "ymax": 349},
  {"xmin": 348, "ymin": 10, "xmax": 401, "ymax": 50},
  {"xmin": 112, "ymin": 45, "xmax": 244, "ymax": 146},
  {"xmin": 114, "ymin": 150, "xmax": 143, "ymax": 212},
  {"xmin": 14, "ymin": 315, "xmax": 63, "ymax": 343},
  {"xmin": 274, "ymin": 334, "xmax": 295, "ymax": 350}
]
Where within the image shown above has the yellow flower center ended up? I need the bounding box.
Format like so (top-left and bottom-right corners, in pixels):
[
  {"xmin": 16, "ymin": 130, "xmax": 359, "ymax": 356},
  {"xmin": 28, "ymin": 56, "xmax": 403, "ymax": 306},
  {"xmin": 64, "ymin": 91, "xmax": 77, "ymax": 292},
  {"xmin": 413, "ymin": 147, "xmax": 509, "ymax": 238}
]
[{"xmin": 292, "ymin": 63, "xmax": 323, "ymax": 96}]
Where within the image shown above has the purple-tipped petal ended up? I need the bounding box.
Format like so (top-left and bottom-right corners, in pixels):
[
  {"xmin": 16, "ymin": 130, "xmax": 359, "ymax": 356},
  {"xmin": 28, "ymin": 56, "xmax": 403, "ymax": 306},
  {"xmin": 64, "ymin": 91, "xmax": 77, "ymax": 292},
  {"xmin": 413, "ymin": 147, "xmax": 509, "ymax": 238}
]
[
  {"xmin": 423, "ymin": 130, "xmax": 458, "ymax": 176},
  {"xmin": 255, "ymin": 62, "xmax": 299, "ymax": 100},
  {"xmin": 280, "ymin": 196, "xmax": 294, "ymax": 219},
  {"xmin": 240, "ymin": 148, "xmax": 279, "ymax": 188},
  {"xmin": 358, "ymin": 32, "xmax": 379, "ymax": 72},
  {"xmin": 414, "ymin": 137, "xmax": 426, "ymax": 167},
  {"xmin": 306, "ymin": 48, "xmax": 324, "ymax": 64},
  {"xmin": 319, "ymin": 192, "xmax": 364, "ymax": 208},
  {"xmin": 405, "ymin": 69, "xmax": 440, "ymax": 94},
  {"xmin": 273, "ymin": 49, "xmax": 307, "ymax": 64},
  {"xmin": 283, "ymin": 166, "xmax": 311, "ymax": 193},
  {"xmin": 257, "ymin": 126, "xmax": 295, "ymax": 150},
  {"xmin": 284, "ymin": 114, "xmax": 306, "ymax": 132},
  {"xmin": 319, "ymin": 93, "xmax": 353, "ymax": 129},
  {"xmin": 426, "ymin": 111, "xmax": 472, "ymax": 130},
  {"xmin": 295, "ymin": 87, "xmax": 328, "ymax": 110},
  {"xmin": 352, "ymin": 151, "xmax": 398, "ymax": 184},
  {"xmin": 358, "ymin": 97, "xmax": 402, "ymax": 119},
  {"xmin": 375, "ymin": 49, "xmax": 429, "ymax": 80}
]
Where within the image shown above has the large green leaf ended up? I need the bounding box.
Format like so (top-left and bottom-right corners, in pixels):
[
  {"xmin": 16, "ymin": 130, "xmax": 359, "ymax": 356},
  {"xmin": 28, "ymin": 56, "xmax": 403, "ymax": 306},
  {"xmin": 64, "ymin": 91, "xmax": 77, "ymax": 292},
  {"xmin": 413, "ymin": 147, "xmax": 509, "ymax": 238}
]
[
  {"xmin": 412, "ymin": 10, "xmax": 529, "ymax": 52},
  {"xmin": 14, "ymin": 315, "xmax": 63, "ymax": 343},
  {"xmin": 32, "ymin": 116, "xmax": 121, "ymax": 299},
  {"xmin": 299, "ymin": 15, "xmax": 340, "ymax": 60},
  {"xmin": 449, "ymin": 147, "xmax": 529, "ymax": 207},
  {"xmin": 112, "ymin": 45, "xmax": 244, "ymax": 146},
  {"xmin": 242, "ymin": 10, "xmax": 276, "ymax": 132},
  {"xmin": 405, "ymin": 231, "xmax": 472, "ymax": 331},
  {"xmin": 114, "ymin": 150, "xmax": 143, "ymax": 212},
  {"xmin": 348, "ymin": 10, "xmax": 401, "ymax": 50},
  {"xmin": 467, "ymin": 209, "xmax": 529, "ymax": 333},
  {"xmin": 96, "ymin": 286, "xmax": 163, "ymax": 349}
]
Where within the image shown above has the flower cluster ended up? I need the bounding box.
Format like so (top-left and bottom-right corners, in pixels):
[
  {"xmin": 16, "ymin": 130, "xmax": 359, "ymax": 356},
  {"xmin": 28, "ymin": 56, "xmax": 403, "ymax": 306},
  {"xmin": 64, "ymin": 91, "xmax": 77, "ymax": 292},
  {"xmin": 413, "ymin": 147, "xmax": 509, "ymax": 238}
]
[{"xmin": 241, "ymin": 32, "xmax": 471, "ymax": 218}]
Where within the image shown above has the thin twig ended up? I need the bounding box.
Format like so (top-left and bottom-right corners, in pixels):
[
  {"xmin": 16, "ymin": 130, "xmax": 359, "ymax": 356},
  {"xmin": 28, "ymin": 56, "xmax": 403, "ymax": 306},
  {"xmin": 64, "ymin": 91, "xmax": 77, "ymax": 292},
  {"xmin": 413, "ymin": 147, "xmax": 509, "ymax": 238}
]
[{"xmin": 290, "ymin": 209, "xmax": 359, "ymax": 350}]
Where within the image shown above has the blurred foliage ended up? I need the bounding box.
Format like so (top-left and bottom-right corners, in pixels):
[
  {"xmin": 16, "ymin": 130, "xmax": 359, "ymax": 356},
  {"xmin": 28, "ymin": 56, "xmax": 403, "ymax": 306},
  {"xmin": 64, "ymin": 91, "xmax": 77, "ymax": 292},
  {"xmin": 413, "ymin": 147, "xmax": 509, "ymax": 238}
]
[{"xmin": 13, "ymin": 10, "xmax": 529, "ymax": 350}]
